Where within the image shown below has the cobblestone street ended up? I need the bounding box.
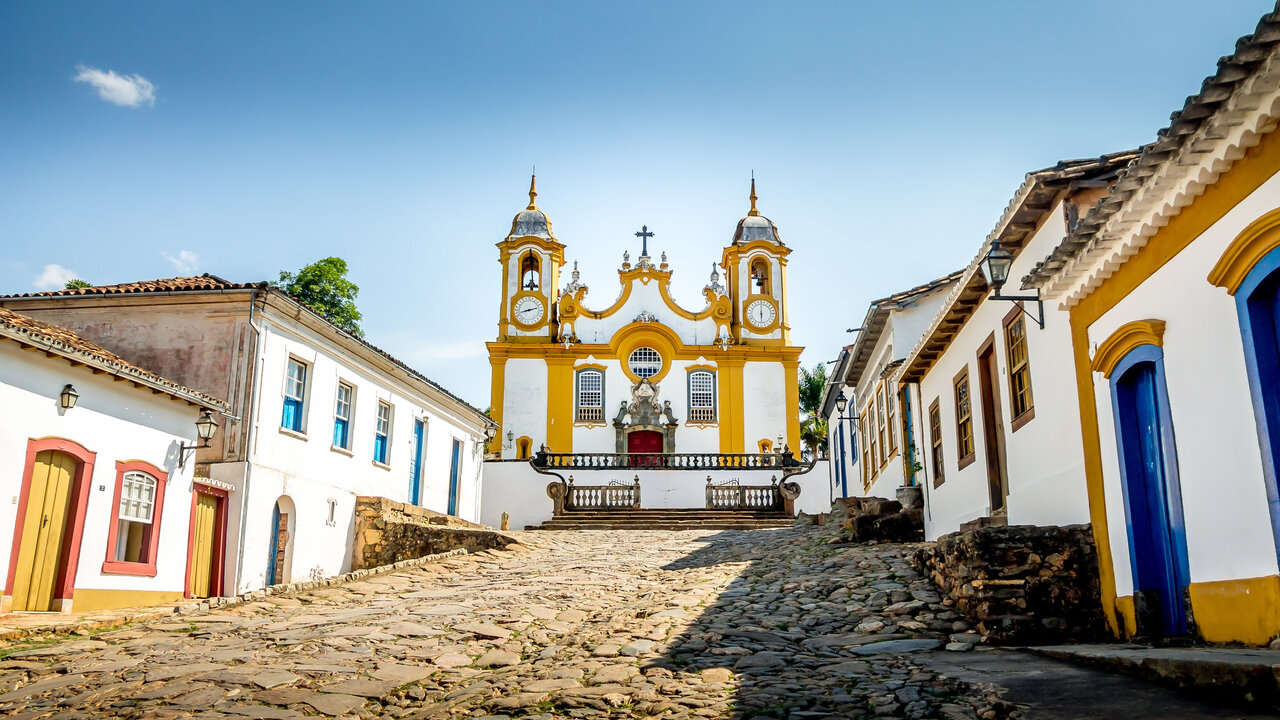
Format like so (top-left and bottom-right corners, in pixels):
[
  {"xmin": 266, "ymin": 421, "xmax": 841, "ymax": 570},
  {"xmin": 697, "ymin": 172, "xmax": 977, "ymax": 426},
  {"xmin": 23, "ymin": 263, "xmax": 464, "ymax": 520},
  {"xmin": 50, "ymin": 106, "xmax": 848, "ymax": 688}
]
[{"xmin": 0, "ymin": 526, "xmax": 1019, "ymax": 719}]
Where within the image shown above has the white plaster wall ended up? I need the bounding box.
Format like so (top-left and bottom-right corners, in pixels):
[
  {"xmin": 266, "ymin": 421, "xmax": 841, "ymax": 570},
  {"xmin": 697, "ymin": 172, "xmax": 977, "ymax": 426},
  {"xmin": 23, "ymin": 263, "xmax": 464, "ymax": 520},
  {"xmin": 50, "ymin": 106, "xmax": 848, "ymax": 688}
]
[
  {"xmin": 0, "ymin": 342, "xmax": 204, "ymax": 598},
  {"xmin": 921, "ymin": 203, "xmax": 1090, "ymax": 539},
  {"xmin": 499, "ymin": 358, "xmax": 548, "ymax": 458},
  {"xmin": 237, "ymin": 318, "xmax": 487, "ymax": 592},
  {"xmin": 742, "ymin": 362, "xmax": 788, "ymax": 451},
  {"xmin": 571, "ymin": 278, "xmax": 721, "ymax": 346},
  {"xmin": 481, "ymin": 461, "xmax": 807, "ymax": 528},
  {"xmin": 794, "ymin": 460, "xmax": 833, "ymax": 515},
  {"xmin": 1086, "ymin": 172, "xmax": 1280, "ymax": 592}
]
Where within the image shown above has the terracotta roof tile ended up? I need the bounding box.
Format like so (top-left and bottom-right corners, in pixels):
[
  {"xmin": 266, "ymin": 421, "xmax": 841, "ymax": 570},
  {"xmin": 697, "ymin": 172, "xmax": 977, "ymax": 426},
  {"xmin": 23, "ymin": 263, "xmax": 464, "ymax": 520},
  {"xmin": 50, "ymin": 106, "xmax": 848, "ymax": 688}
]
[
  {"xmin": 2, "ymin": 273, "xmax": 267, "ymax": 298},
  {"xmin": 0, "ymin": 307, "xmax": 227, "ymax": 410}
]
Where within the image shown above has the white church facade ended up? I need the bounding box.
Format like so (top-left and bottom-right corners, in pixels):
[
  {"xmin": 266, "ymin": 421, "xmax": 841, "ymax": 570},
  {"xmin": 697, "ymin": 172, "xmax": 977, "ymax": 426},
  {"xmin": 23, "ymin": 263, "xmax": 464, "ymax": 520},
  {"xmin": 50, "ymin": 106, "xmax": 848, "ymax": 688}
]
[{"xmin": 482, "ymin": 179, "xmax": 826, "ymax": 529}]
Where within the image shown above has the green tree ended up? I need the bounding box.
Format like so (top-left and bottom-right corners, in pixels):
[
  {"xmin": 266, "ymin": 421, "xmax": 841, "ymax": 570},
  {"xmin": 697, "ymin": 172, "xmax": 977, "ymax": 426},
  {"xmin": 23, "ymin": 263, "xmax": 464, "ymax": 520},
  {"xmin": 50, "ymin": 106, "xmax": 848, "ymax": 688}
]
[
  {"xmin": 64, "ymin": 278, "xmax": 91, "ymax": 289},
  {"xmin": 278, "ymin": 257, "xmax": 363, "ymax": 337},
  {"xmin": 798, "ymin": 362, "xmax": 830, "ymax": 459}
]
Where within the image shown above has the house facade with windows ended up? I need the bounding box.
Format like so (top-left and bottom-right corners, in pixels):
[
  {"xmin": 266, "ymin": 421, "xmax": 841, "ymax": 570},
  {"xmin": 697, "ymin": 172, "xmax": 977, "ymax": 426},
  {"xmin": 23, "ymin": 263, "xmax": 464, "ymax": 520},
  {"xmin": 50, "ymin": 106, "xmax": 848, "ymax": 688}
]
[
  {"xmin": 899, "ymin": 152, "xmax": 1139, "ymax": 540},
  {"xmin": 0, "ymin": 308, "xmax": 228, "ymax": 613},
  {"xmin": 1023, "ymin": 11, "xmax": 1280, "ymax": 645},
  {"xmin": 1, "ymin": 276, "xmax": 492, "ymax": 595},
  {"xmin": 822, "ymin": 273, "xmax": 962, "ymax": 501}
]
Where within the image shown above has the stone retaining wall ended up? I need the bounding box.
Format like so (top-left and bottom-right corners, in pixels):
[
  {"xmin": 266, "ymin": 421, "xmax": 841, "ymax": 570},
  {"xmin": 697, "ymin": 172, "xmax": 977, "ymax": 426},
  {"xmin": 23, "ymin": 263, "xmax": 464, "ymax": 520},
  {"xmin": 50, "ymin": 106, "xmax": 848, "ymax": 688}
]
[
  {"xmin": 911, "ymin": 523, "xmax": 1105, "ymax": 644},
  {"xmin": 352, "ymin": 495, "xmax": 519, "ymax": 570}
]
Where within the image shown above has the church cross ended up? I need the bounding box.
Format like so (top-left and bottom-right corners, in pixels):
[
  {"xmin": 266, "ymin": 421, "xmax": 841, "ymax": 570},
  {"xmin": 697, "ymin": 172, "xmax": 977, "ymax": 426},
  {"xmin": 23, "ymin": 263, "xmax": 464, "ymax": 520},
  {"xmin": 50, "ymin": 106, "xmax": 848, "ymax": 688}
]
[{"xmin": 634, "ymin": 225, "xmax": 655, "ymax": 257}]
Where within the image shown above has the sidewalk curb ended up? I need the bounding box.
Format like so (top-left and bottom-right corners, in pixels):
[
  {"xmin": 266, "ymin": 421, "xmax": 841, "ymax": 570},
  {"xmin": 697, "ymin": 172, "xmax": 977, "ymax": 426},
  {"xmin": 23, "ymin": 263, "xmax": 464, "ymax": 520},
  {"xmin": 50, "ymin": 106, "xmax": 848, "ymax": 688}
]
[{"xmin": 0, "ymin": 547, "xmax": 469, "ymax": 645}]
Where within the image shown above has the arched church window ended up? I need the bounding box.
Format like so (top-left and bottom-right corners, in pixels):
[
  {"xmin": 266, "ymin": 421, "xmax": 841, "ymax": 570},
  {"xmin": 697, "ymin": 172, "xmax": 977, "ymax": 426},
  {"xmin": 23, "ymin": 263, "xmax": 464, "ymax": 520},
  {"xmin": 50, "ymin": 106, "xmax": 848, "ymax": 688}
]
[
  {"xmin": 576, "ymin": 370, "xmax": 604, "ymax": 422},
  {"xmin": 520, "ymin": 252, "xmax": 540, "ymax": 291},
  {"xmin": 628, "ymin": 347, "xmax": 662, "ymax": 378},
  {"xmin": 517, "ymin": 436, "xmax": 532, "ymax": 460},
  {"xmin": 751, "ymin": 258, "xmax": 770, "ymax": 295}
]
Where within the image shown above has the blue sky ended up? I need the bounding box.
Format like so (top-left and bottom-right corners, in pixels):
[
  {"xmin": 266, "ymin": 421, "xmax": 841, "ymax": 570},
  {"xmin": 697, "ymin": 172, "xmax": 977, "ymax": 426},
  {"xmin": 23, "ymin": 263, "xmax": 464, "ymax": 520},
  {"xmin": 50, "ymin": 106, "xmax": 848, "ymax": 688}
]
[{"xmin": 1, "ymin": 1, "xmax": 1274, "ymax": 407}]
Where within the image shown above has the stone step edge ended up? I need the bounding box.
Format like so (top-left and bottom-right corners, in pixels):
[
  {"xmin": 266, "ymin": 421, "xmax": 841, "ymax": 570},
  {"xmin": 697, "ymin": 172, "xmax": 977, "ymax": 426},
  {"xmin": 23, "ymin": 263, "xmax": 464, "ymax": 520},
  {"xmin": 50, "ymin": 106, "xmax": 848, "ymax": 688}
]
[
  {"xmin": 0, "ymin": 547, "xmax": 470, "ymax": 645},
  {"xmin": 1028, "ymin": 644, "xmax": 1280, "ymax": 707}
]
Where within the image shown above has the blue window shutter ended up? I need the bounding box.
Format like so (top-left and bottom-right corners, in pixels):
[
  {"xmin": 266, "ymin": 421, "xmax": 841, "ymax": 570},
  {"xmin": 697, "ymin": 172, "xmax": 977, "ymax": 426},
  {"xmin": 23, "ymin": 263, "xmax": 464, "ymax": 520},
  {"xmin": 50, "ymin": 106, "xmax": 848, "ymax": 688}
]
[
  {"xmin": 334, "ymin": 418, "xmax": 348, "ymax": 448},
  {"xmin": 374, "ymin": 434, "xmax": 387, "ymax": 463},
  {"xmin": 283, "ymin": 397, "xmax": 301, "ymax": 432}
]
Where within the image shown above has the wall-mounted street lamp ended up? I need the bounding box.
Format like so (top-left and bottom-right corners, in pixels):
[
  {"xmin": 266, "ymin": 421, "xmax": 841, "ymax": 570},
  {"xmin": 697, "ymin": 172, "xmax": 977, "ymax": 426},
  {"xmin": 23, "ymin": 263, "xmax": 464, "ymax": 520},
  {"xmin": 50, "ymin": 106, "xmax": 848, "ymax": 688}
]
[
  {"xmin": 59, "ymin": 384, "xmax": 79, "ymax": 411},
  {"xmin": 979, "ymin": 238, "xmax": 1044, "ymax": 329},
  {"xmin": 484, "ymin": 425, "xmax": 499, "ymax": 442},
  {"xmin": 504, "ymin": 430, "xmax": 514, "ymax": 451},
  {"xmin": 178, "ymin": 409, "xmax": 220, "ymax": 469}
]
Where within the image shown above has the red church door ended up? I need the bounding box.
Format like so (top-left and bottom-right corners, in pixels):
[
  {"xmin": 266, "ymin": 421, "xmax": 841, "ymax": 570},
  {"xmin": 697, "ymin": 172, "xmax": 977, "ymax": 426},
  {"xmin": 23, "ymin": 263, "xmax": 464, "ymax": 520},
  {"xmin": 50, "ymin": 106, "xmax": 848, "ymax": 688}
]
[{"xmin": 627, "ymin": 430, "xmax": 665, "ymax": 467}]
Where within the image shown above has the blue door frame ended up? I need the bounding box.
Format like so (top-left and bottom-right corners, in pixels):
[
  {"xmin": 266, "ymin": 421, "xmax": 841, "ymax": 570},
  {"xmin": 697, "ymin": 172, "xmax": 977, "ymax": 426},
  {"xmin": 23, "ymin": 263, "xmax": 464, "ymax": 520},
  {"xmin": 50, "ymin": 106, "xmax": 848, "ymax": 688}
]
[
  {"xmin": 266, "ymin": 502, "xmax": 281, "ymax": 586},
  {"xmin": 1232, "ymin": 246, "xmax": 1280, "ymax": 562},
  {"xmin": 1109, "ymin": 344, "xmax": 1190, "ymax": 637},
  {"xmin": 448, "ymin": 439, "xmax": 462, "ymax": 516},
  {"xmin": 409, "ymin": 420, "xmax": 425, "ymax": 506}
]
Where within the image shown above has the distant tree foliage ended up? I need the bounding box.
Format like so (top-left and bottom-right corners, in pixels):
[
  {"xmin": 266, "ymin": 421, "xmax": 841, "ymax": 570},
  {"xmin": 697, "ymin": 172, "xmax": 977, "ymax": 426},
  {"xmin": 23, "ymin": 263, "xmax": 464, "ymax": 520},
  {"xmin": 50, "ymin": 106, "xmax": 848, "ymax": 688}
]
[
  {"xmin": 278, "ymin": 257, "xmax": 363, "ymax": 337},
  {"xmin": 64, "ymin": 279, "xmax": 91, "ymax": 289},
  {"xmin": 798, "ymin": 362, "xmax": 829, "ymax": 460}
]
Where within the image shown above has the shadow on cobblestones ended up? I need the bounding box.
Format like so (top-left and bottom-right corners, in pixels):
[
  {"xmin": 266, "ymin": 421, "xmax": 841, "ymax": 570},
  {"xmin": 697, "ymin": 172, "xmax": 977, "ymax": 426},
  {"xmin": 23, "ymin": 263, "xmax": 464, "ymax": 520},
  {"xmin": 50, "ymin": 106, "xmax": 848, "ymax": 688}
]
[{"xmin": 657, "ymin": 528, "xmax": 1015, "ymax": 720}]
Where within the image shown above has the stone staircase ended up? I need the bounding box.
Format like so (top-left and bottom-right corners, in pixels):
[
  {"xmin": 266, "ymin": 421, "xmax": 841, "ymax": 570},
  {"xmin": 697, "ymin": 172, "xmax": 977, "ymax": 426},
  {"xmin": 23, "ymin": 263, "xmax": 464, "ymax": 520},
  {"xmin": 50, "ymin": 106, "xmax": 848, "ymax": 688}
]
[{"xmin": 532, "ymin": 508, "xmax": 795, "ymax": 531}]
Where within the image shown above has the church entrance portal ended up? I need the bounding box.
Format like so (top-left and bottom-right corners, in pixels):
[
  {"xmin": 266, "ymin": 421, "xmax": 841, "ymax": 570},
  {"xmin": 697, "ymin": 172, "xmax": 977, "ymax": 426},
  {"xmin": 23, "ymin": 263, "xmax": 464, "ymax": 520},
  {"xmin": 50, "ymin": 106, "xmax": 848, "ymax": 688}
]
[{"xmin": 627, "ymin": 430, "xmax": 663, "ymax": 453}]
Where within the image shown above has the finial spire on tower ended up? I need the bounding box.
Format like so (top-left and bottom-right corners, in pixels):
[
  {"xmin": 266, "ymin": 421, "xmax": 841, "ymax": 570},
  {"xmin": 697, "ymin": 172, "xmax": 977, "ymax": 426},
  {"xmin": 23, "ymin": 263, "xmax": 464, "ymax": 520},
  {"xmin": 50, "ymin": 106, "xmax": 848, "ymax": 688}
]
[
  {"xmin": 527, "ymin": 174, "xmax": 538, "ymax": 210},
  {"xmin": 748, "ymin": 175, "xmax": 760, "ymax": 217}
]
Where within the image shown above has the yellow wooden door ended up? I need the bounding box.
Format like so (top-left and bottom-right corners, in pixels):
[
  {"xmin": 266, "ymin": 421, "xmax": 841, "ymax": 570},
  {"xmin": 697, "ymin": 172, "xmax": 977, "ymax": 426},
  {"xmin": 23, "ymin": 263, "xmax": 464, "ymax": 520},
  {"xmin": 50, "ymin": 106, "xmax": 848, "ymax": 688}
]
[
  {"xmin": 188, "ymin": 493, "xmax": 218, "ymax": 598},
  {"xmin": 12, "ymin": 451, "xmax": 76, "ymax": 612}
]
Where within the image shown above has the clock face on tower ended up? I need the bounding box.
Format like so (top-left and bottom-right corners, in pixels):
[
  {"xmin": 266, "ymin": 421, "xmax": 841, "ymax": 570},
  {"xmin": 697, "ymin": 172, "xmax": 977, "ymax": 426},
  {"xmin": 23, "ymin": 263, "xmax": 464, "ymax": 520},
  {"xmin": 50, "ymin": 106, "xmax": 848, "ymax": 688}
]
[
  {"xmin": 512, "ymin": 295, "xmax": 546, "ymax": 327},
  {"xmin": 746, "ymin": 299, "xmax": 777, "ymax": 330}
]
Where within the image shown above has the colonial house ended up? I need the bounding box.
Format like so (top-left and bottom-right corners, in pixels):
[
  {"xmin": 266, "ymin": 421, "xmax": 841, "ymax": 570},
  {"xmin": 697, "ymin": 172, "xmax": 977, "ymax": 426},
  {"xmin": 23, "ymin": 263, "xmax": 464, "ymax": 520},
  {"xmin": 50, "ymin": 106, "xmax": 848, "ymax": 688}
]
[
  {"xmin": 822, "ymin": 273, "xmax": 962, "ymax": 501},
  {"xmin": 1022, "ymin": 9, "xmax": 1280, "ymax": 645},
  {"xmin": 0, "ymin": 308, "xmax": 228, "ymax": 613},
  {"xmin": 1, "ymin": 277, "xmax": 493, "ymax": 595},
  {"xmin": 898, "ymin": 152, "xmax": 1138, "ymax": 540},
  {"xmin": 483, "ymin": 178, "xmax": 827, "ymax": 530}
]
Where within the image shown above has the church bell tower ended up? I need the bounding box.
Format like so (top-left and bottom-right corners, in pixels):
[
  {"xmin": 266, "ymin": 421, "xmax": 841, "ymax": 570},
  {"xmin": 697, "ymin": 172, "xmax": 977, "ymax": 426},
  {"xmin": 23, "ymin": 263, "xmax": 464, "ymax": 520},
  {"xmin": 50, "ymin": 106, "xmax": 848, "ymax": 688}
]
[
  {"xmin": 497, "ymin": 176, "xmax": 564, "ymax": 341},
  {"xmin": 724, "ymin": 179, "xmax": 790, "ymax": 345}
]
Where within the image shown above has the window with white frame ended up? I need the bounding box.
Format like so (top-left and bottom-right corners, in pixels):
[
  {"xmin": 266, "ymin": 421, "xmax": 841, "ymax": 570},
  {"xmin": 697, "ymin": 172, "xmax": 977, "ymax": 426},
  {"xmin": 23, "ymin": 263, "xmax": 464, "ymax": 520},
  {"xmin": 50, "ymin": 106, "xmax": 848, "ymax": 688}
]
[
  {"xmin": 374, "ymin": 401, "xmax": 392, "ymax": 464},
  {"xmin": 333, "ymin": 382, "xmax": 354, "ymax": 449},
  {"xmin": 689, "ymin": 370, "xmax": 716, "ymax": 422},
  {"xmin": 115, "ymin": 471, "xmax": 156, "ymax": 563},
  {"xmin": 628, "ymin": 347, "xmax": 661, "ymax": 378},
  {"xmin": 283, "ymin": 358, "xmax": 308, "ymax": 432},
  {"xmin": 576, "ymin": 370, "xmax": 604, "ymax": 422}
]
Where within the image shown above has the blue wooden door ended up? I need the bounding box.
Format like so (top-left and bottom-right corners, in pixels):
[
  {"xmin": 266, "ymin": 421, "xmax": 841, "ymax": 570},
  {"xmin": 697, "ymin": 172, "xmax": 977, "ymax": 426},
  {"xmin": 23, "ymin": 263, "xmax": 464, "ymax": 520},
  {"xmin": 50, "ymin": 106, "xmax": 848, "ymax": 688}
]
[
  {"xmin": 409, "ymin": 420, "xmax": 425, "ymax": 506},
  {"xmin": 1115, "ymin": 361, "xmax": 1187, "ymax": 636},
  {"xmin": 1245, "ymin": 271, "xmax": 1280, "ymax": 547},
  {"xmin": 266, "ymin": 502, "xmax": 281, "ymax": 586},
  {"xmin": 447, "ymin": 439, "xmax": 462, "ymax": 516}
]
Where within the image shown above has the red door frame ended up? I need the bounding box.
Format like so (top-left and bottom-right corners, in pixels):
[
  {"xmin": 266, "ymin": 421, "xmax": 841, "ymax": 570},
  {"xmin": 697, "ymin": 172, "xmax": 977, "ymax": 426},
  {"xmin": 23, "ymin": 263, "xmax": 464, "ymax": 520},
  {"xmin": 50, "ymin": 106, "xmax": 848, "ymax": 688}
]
[
  {"xmin": 183, "ymin": 483, "xmax": 229, "ymax": 599},
  {"xmin": 5, "ymin": 437, "xmax": 96, "ymax": 609}
]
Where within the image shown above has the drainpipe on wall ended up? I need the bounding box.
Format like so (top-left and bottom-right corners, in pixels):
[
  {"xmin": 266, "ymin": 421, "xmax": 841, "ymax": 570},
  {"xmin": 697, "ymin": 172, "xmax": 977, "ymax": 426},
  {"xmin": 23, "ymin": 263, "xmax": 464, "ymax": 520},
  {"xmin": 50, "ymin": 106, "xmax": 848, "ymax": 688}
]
[{"xmin": 233, "ymin": 291, "xmax": 268, "ymax": 594}]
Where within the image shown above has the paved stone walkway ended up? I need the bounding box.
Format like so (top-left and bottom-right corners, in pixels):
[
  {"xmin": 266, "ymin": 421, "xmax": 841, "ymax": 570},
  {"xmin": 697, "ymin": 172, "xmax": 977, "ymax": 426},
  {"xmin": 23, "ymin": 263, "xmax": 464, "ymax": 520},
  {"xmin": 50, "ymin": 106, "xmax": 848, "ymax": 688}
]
[{"xmin": 0, "ymin": 527, "xmax": 1014, "ymax": 719}]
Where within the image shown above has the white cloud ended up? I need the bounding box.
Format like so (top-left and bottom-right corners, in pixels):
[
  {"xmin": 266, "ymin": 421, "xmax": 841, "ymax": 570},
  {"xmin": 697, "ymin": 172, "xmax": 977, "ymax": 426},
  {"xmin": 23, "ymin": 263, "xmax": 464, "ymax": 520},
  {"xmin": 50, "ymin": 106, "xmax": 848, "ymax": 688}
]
[
  {"xmin": 33, "ymin": 264, "xmax": 80, "ymax": 290},
  {"xmin": 73, "ymin": 65, "xmax": 155, "ymax": 108},
  {"xmin": 161, "ymin": 250, "xmax": 200, "ymax": 275}
]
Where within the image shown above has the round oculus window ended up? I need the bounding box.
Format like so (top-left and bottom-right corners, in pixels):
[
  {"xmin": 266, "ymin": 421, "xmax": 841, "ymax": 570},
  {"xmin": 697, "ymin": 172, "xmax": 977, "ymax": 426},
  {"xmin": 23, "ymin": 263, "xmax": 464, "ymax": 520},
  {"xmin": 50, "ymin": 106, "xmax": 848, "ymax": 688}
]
[{"xmin": 628, "ymin": 347, "xmax": 662, "ymax": 378}]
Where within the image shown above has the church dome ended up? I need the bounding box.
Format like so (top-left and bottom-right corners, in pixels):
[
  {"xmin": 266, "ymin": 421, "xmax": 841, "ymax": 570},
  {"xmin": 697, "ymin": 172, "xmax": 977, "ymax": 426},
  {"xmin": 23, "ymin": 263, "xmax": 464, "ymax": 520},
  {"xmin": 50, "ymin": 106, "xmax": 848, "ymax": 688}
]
[
  {"xmin": 731, "ymin": 179, "xmax": 783, "ymax": 245},
  {"xmin": 507, "ymin": 176, "xmax": 556, "ymax": 240}
]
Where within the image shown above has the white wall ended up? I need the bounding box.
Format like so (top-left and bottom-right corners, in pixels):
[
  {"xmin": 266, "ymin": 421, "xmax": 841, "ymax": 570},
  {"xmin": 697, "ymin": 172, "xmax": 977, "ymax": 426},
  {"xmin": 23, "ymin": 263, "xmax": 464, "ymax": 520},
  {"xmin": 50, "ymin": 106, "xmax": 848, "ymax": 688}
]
[
  {"xmin": 0, "ymin": 342, "xmax": 205, "ymax": 602},
  {"xmin": 1086, "ymin": 172, "xmax": 1280, "ymax": 594},
  {"xmin": 481, "ymin": 461, "xmax": 819, "ymax": 528},
  {"xmin": 500, "ymin": 358, "xmax": 548, "ymax": 458},
  {"xmin": 920, "ymin": 202, "xmax": 1090, "ymax": 539},
  {"xmin": 743, "ymin": 361, "xmax": 788, "ymax": 450}
]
